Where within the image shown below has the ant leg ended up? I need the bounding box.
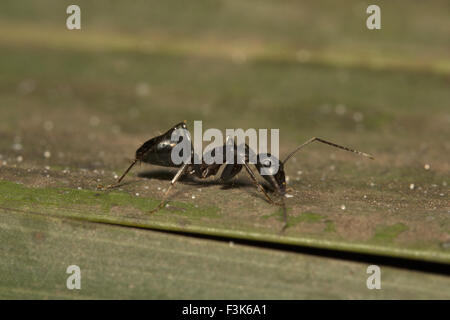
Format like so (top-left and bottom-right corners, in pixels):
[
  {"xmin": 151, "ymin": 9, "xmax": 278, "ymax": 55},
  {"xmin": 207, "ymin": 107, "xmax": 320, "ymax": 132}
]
[
  {"xmin": 242, "ymin": 163, "xmax": 276, "ymax": 205},
  {"xmin": 266, "ymin": 174, "xmax": 288, "ymax": 231},
  {"xmin": 97, "ymin": 159, "xmax": 138, "ymax": 190},
  {"xmin": 283, "ymin": 137, "xmax": 374, "ymax": 164},
  {"xmin": 150, "ymin": 163, "xmax": 188, "ymax": 213}
]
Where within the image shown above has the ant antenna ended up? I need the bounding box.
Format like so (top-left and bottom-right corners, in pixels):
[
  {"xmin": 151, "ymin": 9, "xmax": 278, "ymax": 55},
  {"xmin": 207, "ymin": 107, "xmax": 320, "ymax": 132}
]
[
  {"xmin": 116, "ymin": 159, "xmax": 138, "ymax": 184},
  {"xmin": 97, "ymin": 159, "xmax": 138, "ymax": 190},
  {"xmin": 283, "ymin": 137, "xmax": 374, "ymax": 164}
]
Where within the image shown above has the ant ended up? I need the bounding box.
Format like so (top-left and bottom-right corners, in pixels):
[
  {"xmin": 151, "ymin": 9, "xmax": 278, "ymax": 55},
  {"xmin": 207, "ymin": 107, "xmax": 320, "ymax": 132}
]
[{"xmin": 98, "ymin": 121, "xmax": 373, "ymax": 230}]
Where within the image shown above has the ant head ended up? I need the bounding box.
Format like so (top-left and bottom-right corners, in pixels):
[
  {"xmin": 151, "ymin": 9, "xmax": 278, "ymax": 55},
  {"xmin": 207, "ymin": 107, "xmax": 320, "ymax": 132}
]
[
  {"xmin": 255, "ymin": 154, "xmax": 286, "ymax": 194},
  {"xmin": 135, "ymin": 122, "xmax": 189, "ymax": 165}
]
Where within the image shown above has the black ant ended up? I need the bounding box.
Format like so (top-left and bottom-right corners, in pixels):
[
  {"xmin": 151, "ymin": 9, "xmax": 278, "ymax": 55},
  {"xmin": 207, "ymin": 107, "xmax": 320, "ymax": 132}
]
[{"xmin": 98, "ymin": 121, "xmax": 373, "ymax": 230}]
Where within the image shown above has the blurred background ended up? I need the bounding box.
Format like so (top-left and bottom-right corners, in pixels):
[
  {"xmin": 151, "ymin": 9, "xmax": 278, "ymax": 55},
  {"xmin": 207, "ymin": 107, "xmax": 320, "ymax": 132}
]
[
  {"xmin": 0, "ymin": 0, "xmax": 449, "ymax": 169},
  {"xmin": 0, "ymin": 0, "xmax": 449, "ymax": 299}
]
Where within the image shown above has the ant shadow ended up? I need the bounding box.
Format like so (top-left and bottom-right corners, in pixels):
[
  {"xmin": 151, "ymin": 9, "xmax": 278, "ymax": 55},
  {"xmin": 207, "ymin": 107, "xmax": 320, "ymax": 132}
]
[
  {"xmin": 137, "ymin": 169, "xmax": 274, "ymax": 197},
  {"xmin": 137, "ymin": 169, "xmax": 251, "ymax": 189}
]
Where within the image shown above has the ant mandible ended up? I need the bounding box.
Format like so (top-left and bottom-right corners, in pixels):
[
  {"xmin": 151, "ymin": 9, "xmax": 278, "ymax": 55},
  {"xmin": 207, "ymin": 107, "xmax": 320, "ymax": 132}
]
[{"xmin": 98, "ymin": 121, "xmax": 373, "ymax": 230}]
